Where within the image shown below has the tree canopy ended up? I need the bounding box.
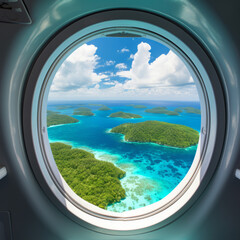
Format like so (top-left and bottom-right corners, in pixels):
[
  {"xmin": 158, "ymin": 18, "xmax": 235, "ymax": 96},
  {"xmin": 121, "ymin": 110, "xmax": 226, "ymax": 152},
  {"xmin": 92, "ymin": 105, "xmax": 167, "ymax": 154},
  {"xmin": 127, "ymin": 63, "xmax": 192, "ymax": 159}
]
[
  {"xmin": 109, "ymin": 111, "xmax": 142, "ymax": 119},
  {"xmin": 50, "ymin": 142, "xmax": 126, "ymax": 209},
  {"xmin": 73, "ymin": 107, "xmax": 94, "ymax": 116},
  {"xmin": 174, "ymin": 107, "xmax": 201, "ymax": 114},
  {"xmin": 111, "ymin": 120, "xmax": 199, "ymax": 148},
  {"xmin": 47, "ymin": 111, "xmax": 79, "ymax": 127},
  {"xmin": 145, "ymin": 107, "xmax": 179, "ymax": 116}
]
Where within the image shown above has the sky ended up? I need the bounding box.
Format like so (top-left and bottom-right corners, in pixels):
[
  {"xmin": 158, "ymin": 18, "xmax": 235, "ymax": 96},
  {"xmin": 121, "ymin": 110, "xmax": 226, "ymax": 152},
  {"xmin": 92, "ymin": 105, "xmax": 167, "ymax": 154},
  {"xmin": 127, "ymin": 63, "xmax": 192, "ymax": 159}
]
[{"xmin": 48, "ymin": 37, "xmax": 199, "ymax": 101}]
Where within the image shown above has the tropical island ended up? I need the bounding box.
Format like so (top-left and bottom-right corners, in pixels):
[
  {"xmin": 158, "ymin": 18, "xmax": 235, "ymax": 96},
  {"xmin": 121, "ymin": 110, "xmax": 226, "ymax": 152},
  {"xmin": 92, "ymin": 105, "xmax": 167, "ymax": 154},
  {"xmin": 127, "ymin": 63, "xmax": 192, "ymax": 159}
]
[
  {"xmin": 133, "ymin": 105, "xmax": 147, "ymax": 108},
  {"xmin": 110, "ymin": 120, "xmax": 199, "ymax": 148},
  {"xmin": 109, "ymin": 111, "xmax": 142, "ymax": 119},
  {"xmin": 73, "ymin": 107, "xmax": 94, "ymax": 116},
  {"xmin": 47, "ymin": 110, "xmax": 79, "ymax": 127},
  {"xmin": 56, "ymin": 105, "xmax": 73, "ymax": 110},
  {"xmin": 47, "ymin": 110, "xmax": 59, "ymax": 114},
  {"xmin": 50, "ymin": 142, "xmax": 126, "ymax": 209},
  {"xmin": 145, "ymin": 107, "xmax": 179, "ymax": 116},
  {"xmin": 174, "ymin": 107, "xmax": 201, "ymax": 114},
  {"xmin": 98, "ymin": 105, "xmax": 111, "ymax": 111}
]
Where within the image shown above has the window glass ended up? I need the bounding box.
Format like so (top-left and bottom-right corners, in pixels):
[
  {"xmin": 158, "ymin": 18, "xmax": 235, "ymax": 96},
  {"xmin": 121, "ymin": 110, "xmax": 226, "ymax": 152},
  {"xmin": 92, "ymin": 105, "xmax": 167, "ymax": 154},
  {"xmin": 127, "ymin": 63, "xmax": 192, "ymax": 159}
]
[{"xmin": 47, "ymin": 37, "xmax": 201, "ymax": 212}]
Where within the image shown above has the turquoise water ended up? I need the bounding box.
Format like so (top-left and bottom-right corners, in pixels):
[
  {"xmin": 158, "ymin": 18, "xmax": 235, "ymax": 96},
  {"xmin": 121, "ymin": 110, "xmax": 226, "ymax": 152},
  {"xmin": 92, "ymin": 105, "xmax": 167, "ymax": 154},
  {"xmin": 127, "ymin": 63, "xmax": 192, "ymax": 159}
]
[{"xmin": 47, "ymin": 100, "xmax": 201, "ymax": 212}]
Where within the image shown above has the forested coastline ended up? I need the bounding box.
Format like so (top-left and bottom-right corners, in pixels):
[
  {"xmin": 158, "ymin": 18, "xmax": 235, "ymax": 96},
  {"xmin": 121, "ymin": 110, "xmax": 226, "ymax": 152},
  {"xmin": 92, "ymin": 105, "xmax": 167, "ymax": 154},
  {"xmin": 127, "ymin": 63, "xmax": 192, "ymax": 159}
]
[
  {"xmin": 111, "ymin": 120, "xmax": 199, "ymax": 148},
  {"xmin": 47, "ymin": 111, "xmax": 79, "ymax": 127},
  {"xmin": 109, "ymin": 111, "xmax": 142, "ymax": 119},
  {"xmin": 50, "ymin": 142, "xmax": 126, "ymax": 209}
]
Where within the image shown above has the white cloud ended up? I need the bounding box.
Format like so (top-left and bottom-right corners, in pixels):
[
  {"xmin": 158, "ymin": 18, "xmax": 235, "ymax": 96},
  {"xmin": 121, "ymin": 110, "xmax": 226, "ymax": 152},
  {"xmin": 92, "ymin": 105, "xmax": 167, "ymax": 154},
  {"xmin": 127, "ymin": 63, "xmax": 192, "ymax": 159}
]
[
  {"xmin": 117, "ymin": 42, "xmax": 194, "ymax": 89},
  {"xmin": 129, "ymin": 54, "xmax": 134, "ymax": 59},
  {"xmin": 103, "ymin": 81, "xmax": 118, "ymax": 86},
  {"xmin": 121, "ymin": 48, "xmax": 129, "ymax": 53},
  {"xmin": 99, "ymin": 71, "xmax": 116, "ymax": 81},
  {"xmin": 115, "ymin": 63, "xmax": 127, "ymax": 70},
  {"xmin": 48, "ymin": 82, "xmax": 198, "ymax": 101},
  {"xmin": 106, "ymin": 60, "xmax": 115, "ymax": 66},
  {"xmin": 118, "ymin": 48, "xmax": 130, "ymax": 53},
  {"xmin": 48, "ymin": 42, "xmax": 199, "ymax": 101},
  {"xmin": 50, "ymin": 44, "xmax": 106, "ymax": 92}
]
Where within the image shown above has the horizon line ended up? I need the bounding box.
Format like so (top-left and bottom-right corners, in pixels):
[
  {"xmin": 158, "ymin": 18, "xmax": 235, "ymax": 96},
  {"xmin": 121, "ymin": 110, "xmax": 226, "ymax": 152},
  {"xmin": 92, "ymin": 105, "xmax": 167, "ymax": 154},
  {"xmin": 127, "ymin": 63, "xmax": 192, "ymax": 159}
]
[{"xmin": 47, "ymin": 99, "xmax": 200, "ymax": 103}]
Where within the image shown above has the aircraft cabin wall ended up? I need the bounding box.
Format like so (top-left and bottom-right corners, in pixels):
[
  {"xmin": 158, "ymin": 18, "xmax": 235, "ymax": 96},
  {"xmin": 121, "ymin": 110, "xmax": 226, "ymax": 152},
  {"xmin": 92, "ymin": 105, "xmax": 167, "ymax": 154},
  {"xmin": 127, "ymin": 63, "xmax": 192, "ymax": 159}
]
[{"xmin": 0, "ymin": 0, "xmax": 239, "ymax": 239}]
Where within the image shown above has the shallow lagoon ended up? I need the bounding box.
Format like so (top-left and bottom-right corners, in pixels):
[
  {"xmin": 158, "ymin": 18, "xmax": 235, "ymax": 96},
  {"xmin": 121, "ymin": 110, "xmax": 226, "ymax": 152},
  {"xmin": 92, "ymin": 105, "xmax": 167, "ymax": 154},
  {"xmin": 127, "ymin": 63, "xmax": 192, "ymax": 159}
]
[{"xmin": 47, "ymin": 100, "xmax": 201, "ymax": 212}]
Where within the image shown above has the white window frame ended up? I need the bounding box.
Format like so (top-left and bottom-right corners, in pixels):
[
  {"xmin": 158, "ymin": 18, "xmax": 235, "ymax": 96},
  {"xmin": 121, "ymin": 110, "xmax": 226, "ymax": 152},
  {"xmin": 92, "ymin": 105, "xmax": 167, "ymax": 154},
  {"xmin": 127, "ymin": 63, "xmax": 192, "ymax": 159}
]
[{"xmin": 22, "ymin": 10, "xmax": 225, "ymax": 232}]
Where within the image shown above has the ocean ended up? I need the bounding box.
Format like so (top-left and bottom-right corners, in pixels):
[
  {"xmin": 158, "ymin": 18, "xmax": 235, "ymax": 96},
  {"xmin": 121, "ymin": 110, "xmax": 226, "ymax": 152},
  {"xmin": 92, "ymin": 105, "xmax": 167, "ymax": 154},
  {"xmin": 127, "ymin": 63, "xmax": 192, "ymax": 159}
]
[{"xmin": 47, "ymin": 100, "xmax": 201, "ymax": 212}]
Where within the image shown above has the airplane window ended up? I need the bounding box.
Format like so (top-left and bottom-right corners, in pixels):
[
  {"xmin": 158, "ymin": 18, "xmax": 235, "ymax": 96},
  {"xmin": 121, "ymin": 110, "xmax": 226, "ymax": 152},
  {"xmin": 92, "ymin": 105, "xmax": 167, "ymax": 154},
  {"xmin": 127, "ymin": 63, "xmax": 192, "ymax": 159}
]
[
  {"xmin": 46, "ymin": 36, "xmax": 201, "ymax": 213},
  {"xmin": 23, "ymin": 10, "xmax": 224, "ymax": 231}
]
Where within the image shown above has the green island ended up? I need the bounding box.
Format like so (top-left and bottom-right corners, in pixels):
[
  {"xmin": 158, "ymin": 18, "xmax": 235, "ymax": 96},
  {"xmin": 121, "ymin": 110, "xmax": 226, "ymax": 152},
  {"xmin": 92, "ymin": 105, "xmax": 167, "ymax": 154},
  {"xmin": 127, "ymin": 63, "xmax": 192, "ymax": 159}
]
[
  {"xmin": 174, "ymin": 107, "xmax": 201, "ymax": 114},
  {"xmin": 110, "ymin": 120, "xmax": 199, "ymax": 148},
  {"xmin": 98, "ymin": 105, "xmax": 111, "ymax": 111},
  {"xmin": 47, "ymin": 111, "xmax": 79, "ymax": 127},
  {"xmin": 73, "ymin": 107, "xmax": 94, "ymax": 116},
  {"xmin": 128, "ymin": 104, "xmax": 147, "ymax": 109},
  {"xmin": 109, "ymin": 111, "xmax": 142, "ymax": 119},
  {"xmin": 50, "ymin": 142, "xmax": 126, "ymax": 209},
  {"xmin": 56, "ymin": 104, "xmax": 85, "ymax": 110},
  {"xmin": 133, "ymin": 105, "xmax": 147, "ymax": 109},
  {"xmin": 145, "ymin": 107, "xmax": 179, "ymax": 116},
  {"xmin": 56, "ymin": 105, "xmax": 73, "ymax": 110},
  {"xmin": 47, "ymin": 110, "xmax": 59, "ymax": 114}
]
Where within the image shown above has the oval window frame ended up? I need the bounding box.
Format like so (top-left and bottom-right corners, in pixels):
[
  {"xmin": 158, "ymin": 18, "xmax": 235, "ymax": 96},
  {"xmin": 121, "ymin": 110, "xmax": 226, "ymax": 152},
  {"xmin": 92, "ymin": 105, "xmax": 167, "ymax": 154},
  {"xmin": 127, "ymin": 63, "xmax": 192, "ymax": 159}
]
[{"xmin": 23, "ymin": 10, "xmax": 225, "ymax": 233}]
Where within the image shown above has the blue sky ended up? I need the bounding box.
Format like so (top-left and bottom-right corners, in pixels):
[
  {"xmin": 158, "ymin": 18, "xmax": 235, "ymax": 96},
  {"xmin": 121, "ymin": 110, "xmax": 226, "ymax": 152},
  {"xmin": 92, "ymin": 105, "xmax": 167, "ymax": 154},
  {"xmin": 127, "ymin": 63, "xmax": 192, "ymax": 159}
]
[
  {"xmin": 89, "ymin": 37, "xmax": 169, "ymax": 90},
  {"xmin": 49, "ymin": 37, "xmax": 199, "ymax": 101}
]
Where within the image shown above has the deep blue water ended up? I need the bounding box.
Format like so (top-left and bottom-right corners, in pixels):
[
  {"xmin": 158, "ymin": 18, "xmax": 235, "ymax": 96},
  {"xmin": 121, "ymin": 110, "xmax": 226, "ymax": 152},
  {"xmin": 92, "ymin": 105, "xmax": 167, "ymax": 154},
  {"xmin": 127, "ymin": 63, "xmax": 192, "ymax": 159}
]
[{"xmin": 47, "ymin": 100, "xmax": 201, "ymax": 212}]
